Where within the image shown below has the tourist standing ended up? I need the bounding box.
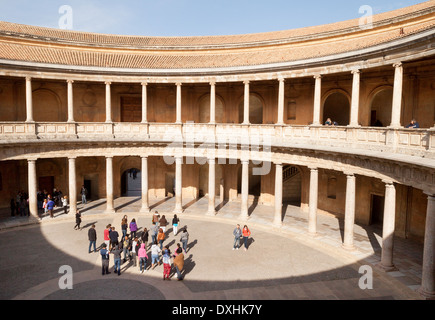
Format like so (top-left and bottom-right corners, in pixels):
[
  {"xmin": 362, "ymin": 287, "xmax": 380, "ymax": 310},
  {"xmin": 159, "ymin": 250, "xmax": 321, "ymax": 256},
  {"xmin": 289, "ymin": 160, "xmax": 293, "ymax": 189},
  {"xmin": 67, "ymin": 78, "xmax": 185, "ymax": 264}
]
[
  {"xmin": 88, "ymin": 224, "xmax": 97, "ymax": 253},
  {"xmin": 100, "ymin": 244, "xmax": 110, "ymax": 275},
  {"xmin": 74, "ymin": 210, "xmax": 82, "ymax": 230},
  {"xmin": 157, "ymin": 228, "xmax": 165, "ymax": 249},
  {"xmin": 121, "ymin": 217, "xmax": 128, "ymax": 239},
  {"xmin": 141, "ymin": 227, "xmax": 149, "ymax": 249},
  {"xmin": 104, "ymin": 224, "xmax": 111, "ymax": 249},
  {"xmin": 172, "ymin": 214, "xmax": 180, "ymax": 236},
  {"xmin": 159, "ymin": 215, "xmax": 168, "ymax": 233},
  {"xmin": 47, "ymin": 197, "xmax": 55, "ymax": 218},
  {"xmin": 131, "ymin": 237, "xmax": 139, "ymax": 268},
  {"xmin": 242, "ymin": 225, "xmax": 251, "ymax": 251},
  {"xmin": 173, "ymin": 246, "xmax": 184, "ymax": 281},
  {"xmin": 151, "ymin": 223, "xmax": 159, "ymax": 244},
  {"xmin": 80, "ymin": 185, "xmax": 87, "ymax": 204},
  {"xmin": 162, "ymin": 250, "xmax": 171, "ymax": 280},
  {"xmin": 232, "ymin": 224, "xmax": 242, "ymax": 250},
  {"xmin": 151, "ymin": 240, "xmax": 161, "ymax": 269},
  {"xmin": 62, "ymin": 195, "xmax": 68, "ymax": 214},
  {"xmin": 180, "ymin": 227, "xmax": 189, "ymax": 253},
  {"xmin": 138, "ymin": 242, "xmax": 148, "ymax": 273},
  {"xmin": 129, "ymin": 218, "xmax": 138, "ymax": 239},
  {"xmin": 122, "ymin": 235, "xmax": 131, "ymax": 263},
  {"xmin": 111, "ymin": 244, "xmax": 122, "ymax": 276},
  {"xmin": 152, "ymin": 211, "xmax": 160, "ymax": 225},
  {"xmin": 109, "ymin": 226, "xmax": 119, "ymax": 250}
]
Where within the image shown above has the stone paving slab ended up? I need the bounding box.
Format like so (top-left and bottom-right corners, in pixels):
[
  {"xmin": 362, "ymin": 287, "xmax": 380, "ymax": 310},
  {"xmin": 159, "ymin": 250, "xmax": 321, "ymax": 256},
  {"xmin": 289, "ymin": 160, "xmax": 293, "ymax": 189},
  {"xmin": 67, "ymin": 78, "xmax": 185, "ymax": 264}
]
[{"xmin": 0, "ymin": 196, "xmax": 425, "ymax": 300}]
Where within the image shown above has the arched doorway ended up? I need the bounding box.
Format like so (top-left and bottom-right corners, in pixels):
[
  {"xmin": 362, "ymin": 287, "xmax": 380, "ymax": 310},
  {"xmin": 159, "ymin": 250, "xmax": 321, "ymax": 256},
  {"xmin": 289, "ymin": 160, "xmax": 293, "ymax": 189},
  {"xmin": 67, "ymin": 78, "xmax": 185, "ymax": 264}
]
[
  {"xmin": 369, "ymin": 87, "xmax": 393, "ymax": 127},
  {"xmin": 322, "ymin": 91, "xmax": 350, "ymax": 126},
  {"xmin": 238, "ymin": 94, "xmax": 263, "ymax": 124},
  {"xmin": 121, "ymin": 168, "xmax": 141, "ymax": 196}
]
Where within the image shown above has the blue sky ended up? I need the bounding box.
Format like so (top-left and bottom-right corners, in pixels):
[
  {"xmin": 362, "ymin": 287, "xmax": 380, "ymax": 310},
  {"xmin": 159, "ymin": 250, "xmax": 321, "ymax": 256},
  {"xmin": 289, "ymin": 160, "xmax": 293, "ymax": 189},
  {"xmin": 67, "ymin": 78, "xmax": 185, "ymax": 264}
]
[{"xmin": 0, "ymin": 0, "xmax": 426, "ymax": 36}]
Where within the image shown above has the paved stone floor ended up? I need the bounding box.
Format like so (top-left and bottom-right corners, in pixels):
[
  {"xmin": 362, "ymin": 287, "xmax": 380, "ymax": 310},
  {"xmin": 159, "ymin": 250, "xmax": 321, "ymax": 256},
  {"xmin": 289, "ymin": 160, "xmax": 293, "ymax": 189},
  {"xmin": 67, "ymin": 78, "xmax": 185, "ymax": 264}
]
[{"xmin": 0, "ymin": 196, "xmax": 425, "ymax": 301}]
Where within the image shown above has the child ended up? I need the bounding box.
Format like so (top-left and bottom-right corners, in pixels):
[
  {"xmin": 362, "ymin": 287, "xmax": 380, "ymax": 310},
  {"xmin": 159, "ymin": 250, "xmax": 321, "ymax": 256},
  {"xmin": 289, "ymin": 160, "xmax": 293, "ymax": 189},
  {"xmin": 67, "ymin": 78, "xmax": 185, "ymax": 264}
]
[
  {"xmin": 162, "ymin": 250, "xmax": 171, "ymax": 280},
  {"xmin": 42, "ymin": 199, "xmax": 48, "ymax": 215},
  {"xmin": 62, "ymin": 195, "xmax": 68, "ymax": 214}
]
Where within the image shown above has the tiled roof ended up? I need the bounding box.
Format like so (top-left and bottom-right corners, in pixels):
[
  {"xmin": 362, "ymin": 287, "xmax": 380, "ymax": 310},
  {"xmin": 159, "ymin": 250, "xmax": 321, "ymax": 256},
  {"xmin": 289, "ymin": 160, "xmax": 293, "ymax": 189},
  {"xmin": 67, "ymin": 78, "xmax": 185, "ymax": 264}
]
[{"xmin": 0, "ymin": 1, "xmax": 434, "ymax": 70}]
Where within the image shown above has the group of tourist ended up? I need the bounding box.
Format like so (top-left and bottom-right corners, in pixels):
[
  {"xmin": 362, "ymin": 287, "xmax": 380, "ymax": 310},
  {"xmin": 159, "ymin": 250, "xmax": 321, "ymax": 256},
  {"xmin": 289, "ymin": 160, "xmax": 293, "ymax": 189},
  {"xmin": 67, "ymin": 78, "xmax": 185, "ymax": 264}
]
[{"xmin": 94, "ymin": 212, "xmax": 188, "ymax": 281}]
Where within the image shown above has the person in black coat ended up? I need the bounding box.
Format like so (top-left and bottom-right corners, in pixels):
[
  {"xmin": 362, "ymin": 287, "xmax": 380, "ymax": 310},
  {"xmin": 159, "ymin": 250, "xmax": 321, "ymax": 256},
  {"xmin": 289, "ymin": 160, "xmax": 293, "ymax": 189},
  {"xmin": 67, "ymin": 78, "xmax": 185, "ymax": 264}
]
[
  {"xmin": 74, "ymin": 210, "xmax": 82, "ymax": 230},
  {"xmin": 88, "ymin": 224, "xmax": 97, "ymax": 253}
]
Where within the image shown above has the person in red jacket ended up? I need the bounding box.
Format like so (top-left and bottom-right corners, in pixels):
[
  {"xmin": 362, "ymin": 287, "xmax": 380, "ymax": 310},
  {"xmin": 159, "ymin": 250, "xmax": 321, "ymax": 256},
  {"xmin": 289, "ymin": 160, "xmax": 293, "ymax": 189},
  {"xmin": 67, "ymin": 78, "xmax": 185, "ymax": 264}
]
[{"xmin": 242, "ymin": 225, "xmax": 251, "ymax": 251}]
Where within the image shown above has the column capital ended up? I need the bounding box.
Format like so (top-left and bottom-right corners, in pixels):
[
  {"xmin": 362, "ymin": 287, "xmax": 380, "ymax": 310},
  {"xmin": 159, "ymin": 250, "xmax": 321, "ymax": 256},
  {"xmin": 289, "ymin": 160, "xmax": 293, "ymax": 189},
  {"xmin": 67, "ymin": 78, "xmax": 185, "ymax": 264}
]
[
  {"xmin": 382, "ymin": 179, "xmax": 395, "ymax": 186},
  {"xmin": 68, "ymin": 156, "xmax": 77, "ymax": 160},
  {"xmin": 66, "ymin": 79, "xmax": 74, "ymax": 84},
  {"xmin": 243, "ymin": 80, "xmax": 250, "ymax": 85},
  {"xmin": 207, "ymin": 158, "xmax": 216, "ymax": 164},
  {"xmin": 209, "ymin": 80, "xmax": 216, "ymax": 86},
  {"xmin": 25, "ymin": 76, "xmax": 32, "ymax": 82},
  {"xmin": 27, "ymin": 157, "xmax": 38, "ymax": 163},
  {"xmin": 351, "ymin": 69, "xmax": 360, "ymax": 75},
  {"xmin": 175, "ymin": 82, "xmax": 182, "ymax": 86},
  {"xmin": 308, "ymin": 166, "xmax": 318, "ymax": 171},
  {"xmin": 241, "ymin": 159, "xmax": 250, "ymax": 165},
  {"xmin": 105, "ymin": 81, "xmax": 112, "ymax": 86},
  {"xmin": 343, "ymin": 171, "xmax": 355, "ymax": 177},
  {"xmin": 105, "ymin": 156, "xmax": 114, "ymax": 160},
  {"xmin": 313, "ymin": 74, "xmax": 322, "ymax": 79},
  {"xmin": 278, "ymin": 77, "xmax": 285, "ymax": 83},
  {"xmin": 393, "ymin": 62, "xmax": 403, "ymax": 68},
  {"xmin": 141, "ymin": 82, "xmax": 148, "ymax": 86}
]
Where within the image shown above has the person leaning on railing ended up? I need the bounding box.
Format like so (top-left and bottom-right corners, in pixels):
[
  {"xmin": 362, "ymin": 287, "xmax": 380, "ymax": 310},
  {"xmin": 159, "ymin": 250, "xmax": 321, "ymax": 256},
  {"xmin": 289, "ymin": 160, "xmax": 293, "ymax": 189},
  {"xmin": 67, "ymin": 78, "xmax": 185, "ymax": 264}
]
[{"xmin": 405, "ymin": 119, "xmax": 420, "ymax": 128}]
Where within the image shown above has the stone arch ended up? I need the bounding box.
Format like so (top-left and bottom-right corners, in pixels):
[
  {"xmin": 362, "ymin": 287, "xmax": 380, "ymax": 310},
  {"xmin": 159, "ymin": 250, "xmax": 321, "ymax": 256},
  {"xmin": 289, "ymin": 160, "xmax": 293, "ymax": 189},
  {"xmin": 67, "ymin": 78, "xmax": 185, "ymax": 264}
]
[
  {"xmin": 321, "ymin": 89, "xmax": 351, "ymax": 126},
  {"xmin": 367, "ymin": 85, "xmax": 394, "ymax": 127},
  {"xmin": 32, "ymin": 88, "xmax": 63, "ymax": 122},
  {"xmin": 238, "ymin": 93, "xmax": 264, "ymax": 124},
  {"xmin": 197, "ymin": 93, "xmax": 225, "ymax": 124}
]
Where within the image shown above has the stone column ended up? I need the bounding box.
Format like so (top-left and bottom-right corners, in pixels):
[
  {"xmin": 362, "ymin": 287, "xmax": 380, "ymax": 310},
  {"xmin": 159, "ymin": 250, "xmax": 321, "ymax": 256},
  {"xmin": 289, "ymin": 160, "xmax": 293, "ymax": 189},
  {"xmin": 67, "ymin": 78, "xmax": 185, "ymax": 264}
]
[
  {"xmin": 308, "ymin": 167, "xmax": 318, "ymax": 235},
  {"xmin": 27, "ymin": 159, "xmax": 38, "ymax": 218},
  {"xmin": 209, "ymin": 81, "xmax": 216, "ymax": 124},
  {"xmin": 343, "ymin": 173, "xmax": 356, "ymax": 250},
  {"xmin": 390, "ymin": 62, "xmax": 403, "ymax": 128},
  {"xmin": 273, "ymin": 163, "xmax": 283, "ymax": 226},
  {"xmin": 240, "ymin": 160, "xmax": 249, "ymax": 220},
  {"xmin": 25, "ymin": 77, "xmax": 34, "ymax": 123},
  {"xmin": 141, "ymin": 82, "xmax": 148, "ymax": 123},
  {"xmin": 242, "ymin": 81, "xmax": 250, "ymax": 125},
  {"xmin": 312, "ymin": 75, "xmax": 322, "ymax": 125},
  {"xmin": 174, "ymin": 156, "xmax": 183, "ymax": 214},
  {"xmin": 140, "ymin": 156, "xmax": 150, "ymax": 213},
  {"xmin": 105, "ymin": 156, "xmax": 115, "ymax": 213},
  {"xmin": 349, "ymin": 70, "xmax": 360, "ymax": 127},
  {"xmin": 68, "ymin": 157, "xmax": 77, "ymax": 215},
  {"xmin": 417, "ymin": 193, "xmax": 435, "ymax": 299},
  {"xmin": 277, "ymin": 78, "xmax": 285, "ymax": 125},
  {"xmin": 67, "ymin": 80, "xmax": 74, "ymax": 123},
  {"xmin": 105, "ymin": 81, "xmax": 112, "ymax": 123},
  {"xmin": 176, "ymin": 83, "xmax": 182, "ymax": 124},
  {"xmin": 379, "ymin": 181, "xmax": 397, "ymax": 271},
  {"xmin": 207, "ymin": 158, "xmax": 216, "ymax": 215}
]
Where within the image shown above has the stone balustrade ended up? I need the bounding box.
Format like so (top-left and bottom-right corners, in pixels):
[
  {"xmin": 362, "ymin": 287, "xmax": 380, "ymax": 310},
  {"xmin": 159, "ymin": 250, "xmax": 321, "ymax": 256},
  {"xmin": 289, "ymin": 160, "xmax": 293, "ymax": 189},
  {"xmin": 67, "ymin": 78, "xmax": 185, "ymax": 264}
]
[{"xmin": 0, "ymin": 121, "xmax": 434, "ymax": 160}]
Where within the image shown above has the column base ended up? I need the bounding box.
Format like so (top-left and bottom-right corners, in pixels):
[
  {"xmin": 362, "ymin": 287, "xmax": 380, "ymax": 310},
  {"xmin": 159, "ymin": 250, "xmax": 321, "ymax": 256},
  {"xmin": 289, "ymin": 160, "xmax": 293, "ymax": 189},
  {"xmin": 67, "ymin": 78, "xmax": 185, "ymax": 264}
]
[
  {"xmin": 140, "ymin": 206, "xmax": 150, "ymax": 214},
  {"xmin": 375, "ymin": 262, "xmax": 398, "ymax": 272},
  {"xmin": 104, "ymin": 208, "xmax": 116, "ymax": 214},
  {"xmin": 206, "ymin": 210, "xmax": 216, "ymax": 216},
  {"xmin": 342, "ymin": 243, "xmax": 356, "ymax": 251},
  {"xmin": 416, "ymin": 286, "xmax": 435, "ymax": 300},
  {"xmin": 173, "ymin": 207, "xmax": 184, "ymax": 214},
  {"xmin": 238, "ymin": 213, "xmax": 249, "ymax": 221}
]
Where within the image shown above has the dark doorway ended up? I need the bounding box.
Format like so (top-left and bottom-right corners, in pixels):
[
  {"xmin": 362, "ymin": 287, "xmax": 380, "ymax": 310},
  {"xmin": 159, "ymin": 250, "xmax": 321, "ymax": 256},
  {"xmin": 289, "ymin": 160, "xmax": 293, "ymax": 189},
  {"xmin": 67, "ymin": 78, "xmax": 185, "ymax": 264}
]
[
  {"xmin": 120, "ymin": 96, "xmax": 141, "ymax": 122},
  {"xmin": 370, "ymin": 194, "xmax": 384, "ymax": 225},
  {"xmin": 39, "ymin": 176, "xmax": 54, "ymax": 195},
  {"xmin": 84, "ymin": 180, "xmax": 92, "ymax": 200},
  {"xmin": 121, "ymin": 168, "xmax": 141, "ymax": 196}
]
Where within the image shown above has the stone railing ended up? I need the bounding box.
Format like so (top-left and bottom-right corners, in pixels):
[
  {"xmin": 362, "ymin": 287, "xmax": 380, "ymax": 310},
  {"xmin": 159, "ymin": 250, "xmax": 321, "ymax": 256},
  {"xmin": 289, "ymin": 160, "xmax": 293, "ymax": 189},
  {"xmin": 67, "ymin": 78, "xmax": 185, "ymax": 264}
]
[{"xmin": 0, "ymin": 121, "xmax": 434, "ymax": 159}]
